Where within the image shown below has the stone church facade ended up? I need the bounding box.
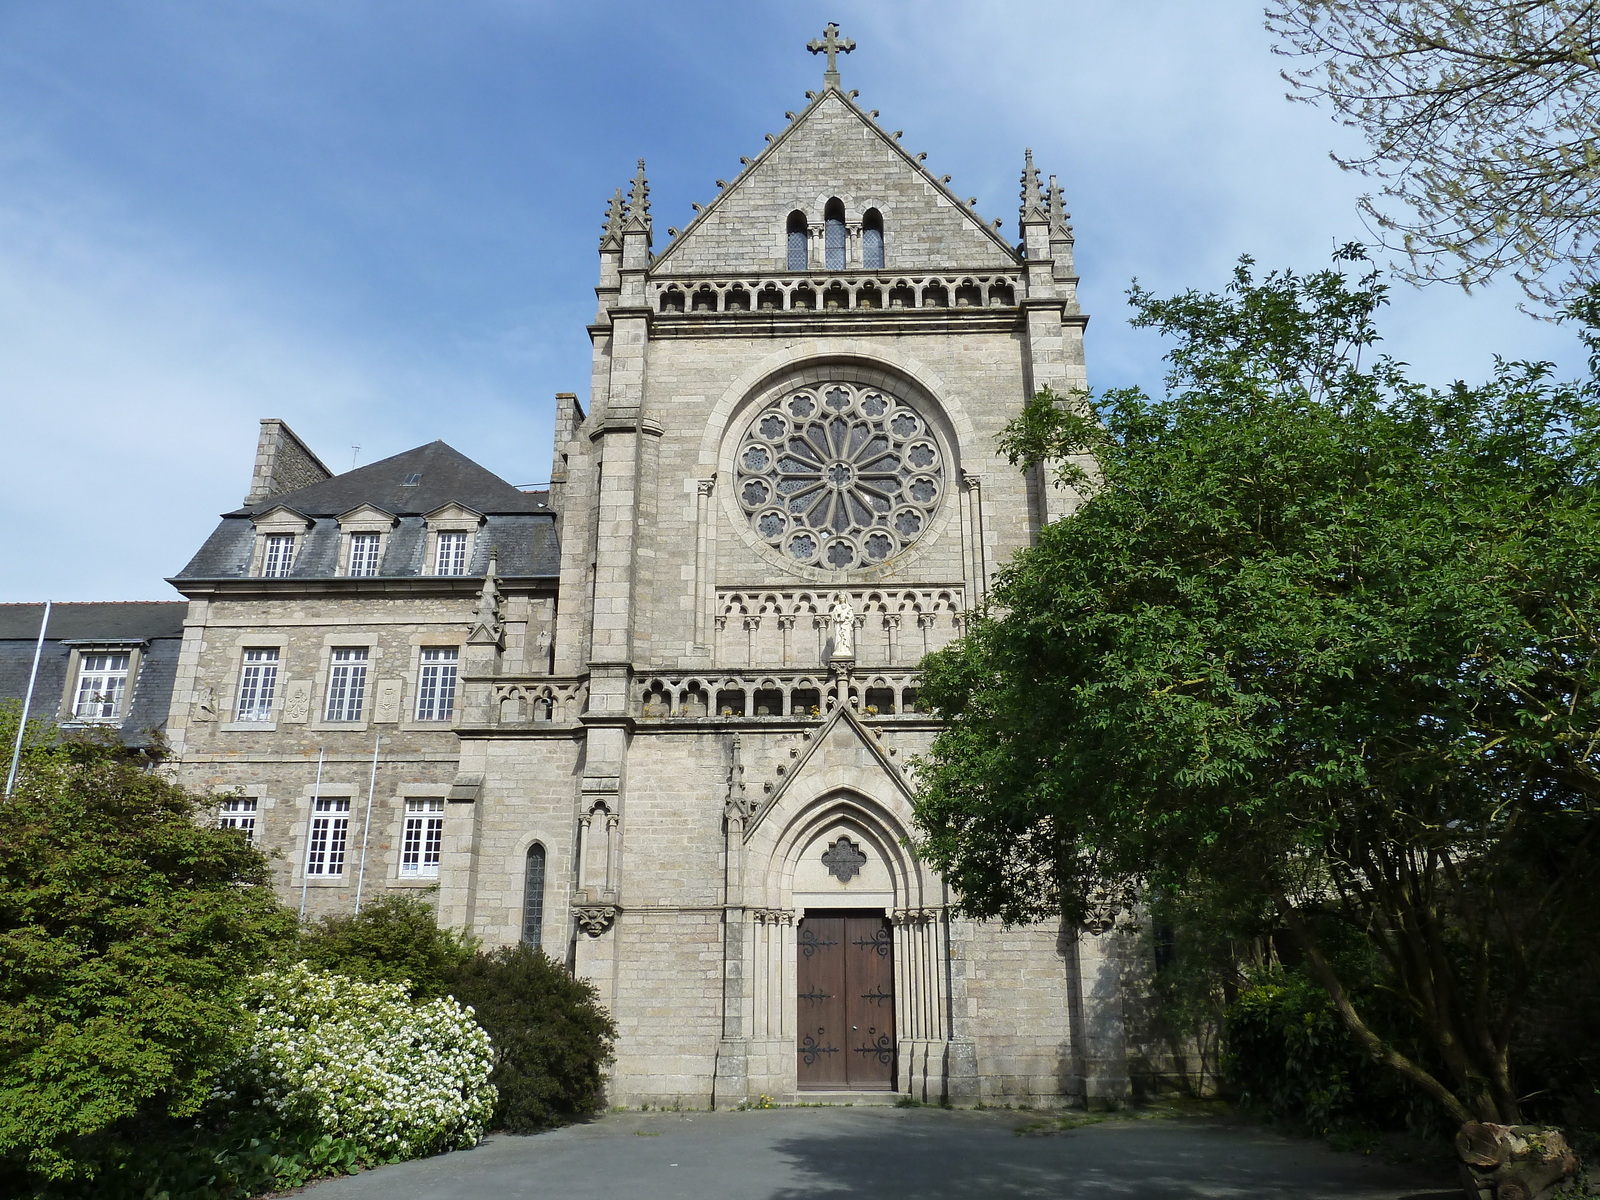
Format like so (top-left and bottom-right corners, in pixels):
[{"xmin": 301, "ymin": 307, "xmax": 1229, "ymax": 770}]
[{"xmin": 143, "ymin": 29, "xmax": 1141, "ymax": 1108}]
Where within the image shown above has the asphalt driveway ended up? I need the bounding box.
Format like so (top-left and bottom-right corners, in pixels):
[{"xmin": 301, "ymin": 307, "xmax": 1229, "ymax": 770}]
[{"xmin": 298, "ymin": 1106, "xmax": 1459, "ymax": 1200}]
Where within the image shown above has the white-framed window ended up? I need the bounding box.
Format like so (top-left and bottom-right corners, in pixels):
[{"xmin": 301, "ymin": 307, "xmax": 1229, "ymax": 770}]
[
  {"xmin": 261, "ymin": 534, "xmax": 297, "ymax": 578},
  {"xmin": 434, "ymin": 531, "xmax": 468, "ymax": 576},
  {"xmin": 415, "ymin": 647, "xmax": 459, "ymax": 721},
  {"xmin": 324, "ymin": 648, "xmax": 368, "ymax": 721},
  {"xmin": 74, "ymin": 652, "xmax": 130, "ymax": 720},
  {"xmin": 348, "ymin": 532, "xmax": 382, "ymax": 577},
  {"xmin": 305, "ymin": 797, "xmax": 351, "ymax": 877},
  {"xmin": 218, "ymin": 797, "xmax": 258, "ymax": 842},
  {"xmin": 400, "ymin": 798, "xmax": 446, "ymax": 878},
  {"xmin": 235, "ymin": 648, "xmax": 279, "ymax": 721}
]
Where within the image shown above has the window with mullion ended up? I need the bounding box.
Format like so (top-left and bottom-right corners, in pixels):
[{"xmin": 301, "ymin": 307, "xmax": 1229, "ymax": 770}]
[
  {"xmin": 305, "ymin": 797, "xmax": 350, "ymax": 876},
  {"xmin": 434, "ymin": 531, "xmax": 468, "ymax": 576},
  {"xmin": 324, "ymin": 648, "xmax": 368, "ymax": 721},
  {"xmin": 218, "ymin": 797, "xmax": 258, "ymax": 842},
  {"xmin": 415, "ymin": 647, "xmax": 459, "ymax": 721},
  {"xmin": 400, "ymin": 798, "xmax": 445, "ymax": 877},
  {"xmin": 348, "ymin": 532, "xmax": 382, "ymax": 577},
  {"xmin": 74, "ymin": 652, "xmax": 130, "ymax": 719},
  {"xmin": 236, "ymin": 648, "xmax": 279, "ymax": 721},
  {"xmin": 261, "ymin": 534, "xmax": 297, "ymax": 578}
]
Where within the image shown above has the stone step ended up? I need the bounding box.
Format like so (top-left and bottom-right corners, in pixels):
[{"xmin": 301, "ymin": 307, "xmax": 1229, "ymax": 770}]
[{"xmin": 791, "ymin": 1090, "xmax": 906, "ymax": 1106}]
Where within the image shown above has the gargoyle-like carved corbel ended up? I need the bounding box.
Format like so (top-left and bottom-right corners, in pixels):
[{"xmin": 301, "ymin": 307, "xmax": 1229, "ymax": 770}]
[{"xmin": 574, "ymin": 903, "xmax": 620, "ymax": 937}]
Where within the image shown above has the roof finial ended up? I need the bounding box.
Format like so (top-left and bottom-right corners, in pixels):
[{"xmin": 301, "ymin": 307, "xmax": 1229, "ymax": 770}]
[
  {"xmin": 1047, "ymin": 174, "xmax": 1074, "ymax": 240},
  {"xmin": 1019, "ymin": 148, "xmax": 1046, "ymax": 225},
  {"xmin": 599, "ymin": 187, "xmax": 625, "ymax": 251},
  {"xmin": 623, "ymin": 159, "xmax": 650, "ymax": 234},
  {"xmin": 807, "ymin": 22, "xmax": 855, "ymax": 90}
]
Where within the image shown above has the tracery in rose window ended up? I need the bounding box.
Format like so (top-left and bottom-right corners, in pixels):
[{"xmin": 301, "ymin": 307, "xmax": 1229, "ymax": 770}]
[{"xmin": 735, "ymin": 382, "xmax": 943, "ymax": 570}]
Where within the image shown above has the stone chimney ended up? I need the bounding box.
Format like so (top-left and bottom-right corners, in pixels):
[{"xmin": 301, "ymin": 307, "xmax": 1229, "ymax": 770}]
[{"xmin": 245, "ymin": 419, "xmax": 333, "ymax": 506}]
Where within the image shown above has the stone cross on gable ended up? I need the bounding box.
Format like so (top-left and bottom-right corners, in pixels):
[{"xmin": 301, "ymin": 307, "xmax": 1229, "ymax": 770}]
[{"xmin": 807, "ymin": 22, "xmax": 855, "ymax": 89}]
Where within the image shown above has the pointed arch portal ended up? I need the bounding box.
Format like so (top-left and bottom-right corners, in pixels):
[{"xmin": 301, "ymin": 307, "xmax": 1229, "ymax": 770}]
[{"xmin": 713, "ymin": 710, "xmax": 953, "ymax": 1103}]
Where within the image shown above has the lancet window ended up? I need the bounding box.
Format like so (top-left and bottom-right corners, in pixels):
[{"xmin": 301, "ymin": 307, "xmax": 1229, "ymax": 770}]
[
  {"xmin": 862, "ymin": 208, "xmax": 884, "ymax": 270},
  {"xmin": 786, "ymin": 211, "xmax": 809, "ymax": 271},
  {"xmin": 824, "ymin": 198, "xmax": 846, "ymax": 270}
]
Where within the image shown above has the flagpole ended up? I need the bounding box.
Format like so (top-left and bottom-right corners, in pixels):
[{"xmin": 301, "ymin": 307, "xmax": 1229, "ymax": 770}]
[
  {"xmin": 5, "ymin": 601, "xmax": 52, "ymax": 797},
  {"xmin": 354, "ymin": 735, "xmax": 380, "ymax": 913},
  {"xmin": 299, "ymin": 748, "xmax": 325, "ymax": 921}
]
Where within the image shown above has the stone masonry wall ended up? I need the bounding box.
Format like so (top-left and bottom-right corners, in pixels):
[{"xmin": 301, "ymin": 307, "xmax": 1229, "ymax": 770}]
[{"xmin": 656, "ymin": 92, "xmax": 1017, "ymax": 276}]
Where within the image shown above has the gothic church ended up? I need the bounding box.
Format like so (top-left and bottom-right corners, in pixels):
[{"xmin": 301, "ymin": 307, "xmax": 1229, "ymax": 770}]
[{"xmin": 16, "ymin": 28, "xmax": 1147, "ymax": 1107}]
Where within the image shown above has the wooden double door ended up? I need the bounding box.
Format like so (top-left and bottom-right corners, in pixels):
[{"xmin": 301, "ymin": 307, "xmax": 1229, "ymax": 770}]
[{"xmin": 796, "ymin": 912, "xmax": 896, "ymax": 1090}]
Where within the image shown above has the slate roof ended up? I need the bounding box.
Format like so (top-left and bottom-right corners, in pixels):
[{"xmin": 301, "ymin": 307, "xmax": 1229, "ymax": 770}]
[
  {"xmin": 227, "ymin": 441, "xmax": 549, "ymax": 518},
  {"xmin": 175, "ymin": 441, "xmax": 559, "ymax": 582},
  {"xmin": 0, "ymin": 602, "xmax": 187, "ymax": 641}
]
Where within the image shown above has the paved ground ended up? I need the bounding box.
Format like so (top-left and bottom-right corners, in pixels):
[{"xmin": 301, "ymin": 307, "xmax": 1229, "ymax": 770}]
[{"xmin": 298, "ymin": 1106, "xmax": 1460, "ymax": 1199}]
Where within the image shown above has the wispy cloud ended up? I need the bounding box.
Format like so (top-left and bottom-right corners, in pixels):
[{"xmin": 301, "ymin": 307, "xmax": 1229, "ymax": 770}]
[{"xmin": 0, "ymin": 1, "xmax": 1582, "ymax": 601}]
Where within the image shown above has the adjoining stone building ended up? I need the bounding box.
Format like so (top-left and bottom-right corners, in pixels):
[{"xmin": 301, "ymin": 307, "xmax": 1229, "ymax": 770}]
[
  {"xmin": 0, "ymin": 602, "xmax": 186, "ymax": 748},
  {"xmin": 14, "ymin": 28, "xmax": 1147, "ymax": 1108}
]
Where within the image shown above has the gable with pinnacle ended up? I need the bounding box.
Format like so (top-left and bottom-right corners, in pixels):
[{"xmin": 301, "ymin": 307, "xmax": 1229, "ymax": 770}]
[{"xmin": 651, "ymin": 87, "xmax": 1020, "ymax": 277}]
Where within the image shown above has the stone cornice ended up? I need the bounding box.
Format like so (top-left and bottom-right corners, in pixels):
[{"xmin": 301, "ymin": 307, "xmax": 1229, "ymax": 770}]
[
  {"xmin": 167, "ymin": 575, "xmax": 558, "ymax": 600},
  {"xmin": 648, "ymin": 309, "xmax": 1026, "ymax": 339}
]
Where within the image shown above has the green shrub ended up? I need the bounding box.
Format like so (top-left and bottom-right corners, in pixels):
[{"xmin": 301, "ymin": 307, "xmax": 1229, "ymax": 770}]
[
  {"xmin": 21, "ymin": 963, "xmax": 498, "ymax": 1200},
  {"xmin": 295, "ymin": 893, "xmax": 476, "ymax": 1000},
  {"xmin": 1224, "ymin": 968, "xmax": 1437, "ymax": 1134},
  {"xmin": 448, "ymin": 945, "xmax": 616, "ymax": 1132},
  {"xmin": 0, "ymin": 714, "xmax": 294, "ymax": 1189},
  {"xmin": 231, "ymin": 963, "xmax": 496, "ymax": 1163}
]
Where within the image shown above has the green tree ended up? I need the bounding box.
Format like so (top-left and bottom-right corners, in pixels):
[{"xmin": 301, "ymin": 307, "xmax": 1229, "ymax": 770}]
[
  {"xmin": 448, "ymin": 944, "xmax": 616, "ymax": 1133},
  {"xmin": 0, "ymin": 709, "xmax": 295, "ymax": 1183},
  {"xmin": 1268, "ymin": 1, "xmax": 1600, "ymax": 306},
  {"xmin": 911, "ymin": 251, "xmax": 1600, "ymax": 1126},
  {"xmin": 297, "ymin": 893, "xmax": 476, "ymax": 1001}
]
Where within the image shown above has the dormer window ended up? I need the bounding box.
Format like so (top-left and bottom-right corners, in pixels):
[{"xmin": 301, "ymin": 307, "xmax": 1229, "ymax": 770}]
[
  {"xmin": 862, "ymin": 208, "xmax": 884, "ymax": 270},
  {"xmin": 262, "ymin": 534, "xmax": 296, "ymax": 578},
  {"xmin": 74, "ymin": 651, "xmax": 130, "ymax": 719},
  {"xmin": 786, "ymin": 210, "xmax": 809, "ymax": 271},
  {"xmin": 422, "ymin": 502, "xmax": 484, "ymax": 577},
  {"xmin": 435, "ymin": 531, "xmax": 468, "ymax": 576},
  {"xmin": 335, "ymin": 504, "xmax": 397, "ymax": 578},
  {"xmin": 348, "ymin": 533, "xmax": 381, "ymax": 576},
  {"xmin": 250, "ymin": 506, "xmax": 312, "ymax": 578},
  {"xmin": 824, "ymin": 198, "xmax": 846, "ymax": 271}
]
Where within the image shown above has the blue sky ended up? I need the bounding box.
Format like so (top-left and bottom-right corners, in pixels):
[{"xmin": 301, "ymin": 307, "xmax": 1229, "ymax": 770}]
[{"xmin": 0, "ymin": 1, "xmax": 1584, "ymax": 602}]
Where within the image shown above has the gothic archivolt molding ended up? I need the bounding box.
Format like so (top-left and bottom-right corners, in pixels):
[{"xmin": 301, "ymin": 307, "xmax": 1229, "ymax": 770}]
[
  {"xmin": 696, "ymin": 343, "xmax": 980, "ymax": 473},
  {"xmin": 746, "ymin": 777, "xmax": 934, "ymax": 915}
]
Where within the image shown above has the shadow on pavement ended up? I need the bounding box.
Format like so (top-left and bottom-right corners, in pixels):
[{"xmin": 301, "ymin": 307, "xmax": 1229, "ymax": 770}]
[{"xmin": 760, "ymin": 1112, "xmax": 1454, "ymax": 1200}]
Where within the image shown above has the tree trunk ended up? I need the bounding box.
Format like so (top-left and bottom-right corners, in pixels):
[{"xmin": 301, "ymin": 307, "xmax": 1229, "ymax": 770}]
[{"xmin": 1454, "ymin": 1122, "xmax": 1578, "ymax": 1200}]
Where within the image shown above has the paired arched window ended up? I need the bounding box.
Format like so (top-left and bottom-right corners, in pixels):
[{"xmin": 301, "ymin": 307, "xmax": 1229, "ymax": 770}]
[
  {"xmin": 862, "ymin": 208, "xmax": 884, "ymax": 270},
  {"xmin": 786, "ymin": 211, "xmax": 809, "ymax": 271},
  {"xmin": 786, "ymin": 204, "xmax": 886, "ymax": 271},
  {"xmin": 522, "ymin": 842, "xmax": 546, "ymax": 950},
  {"xmin": 824, "ymin": 198, "xmax": 847, "ymax": 271}
]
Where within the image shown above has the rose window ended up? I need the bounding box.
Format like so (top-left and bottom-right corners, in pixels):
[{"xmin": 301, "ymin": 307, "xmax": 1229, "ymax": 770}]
[{"xmin": 736, "ymin": 382, "xmax": 944, "ymax": 570}]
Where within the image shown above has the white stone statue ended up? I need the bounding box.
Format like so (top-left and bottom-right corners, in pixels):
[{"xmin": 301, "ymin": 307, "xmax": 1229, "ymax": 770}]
[{"xmin": 830, "ymin": 595, "xmax": 856, "ymax": 658}]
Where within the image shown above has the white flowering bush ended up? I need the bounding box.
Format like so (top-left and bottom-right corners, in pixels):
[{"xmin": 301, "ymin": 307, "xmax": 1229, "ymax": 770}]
[{"xmin": 230, "ymin": 962, "xmax": 496, "ymax": 1168}]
